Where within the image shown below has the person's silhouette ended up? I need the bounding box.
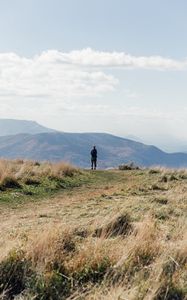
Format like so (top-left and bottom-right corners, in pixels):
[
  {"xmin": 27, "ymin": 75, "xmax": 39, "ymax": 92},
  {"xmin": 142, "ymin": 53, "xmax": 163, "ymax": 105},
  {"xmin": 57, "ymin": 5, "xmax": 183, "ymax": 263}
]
[{"xmin": 90, "ymin": 146, "xmax": 97, "ymax": 170}]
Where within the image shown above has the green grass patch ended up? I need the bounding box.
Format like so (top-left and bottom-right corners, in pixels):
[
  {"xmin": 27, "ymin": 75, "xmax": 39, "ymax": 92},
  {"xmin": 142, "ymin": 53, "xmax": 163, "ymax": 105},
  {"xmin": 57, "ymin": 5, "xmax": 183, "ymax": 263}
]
[{"xmin": 0, "ymin": 171, "xmax": 91, "ymax": 207}]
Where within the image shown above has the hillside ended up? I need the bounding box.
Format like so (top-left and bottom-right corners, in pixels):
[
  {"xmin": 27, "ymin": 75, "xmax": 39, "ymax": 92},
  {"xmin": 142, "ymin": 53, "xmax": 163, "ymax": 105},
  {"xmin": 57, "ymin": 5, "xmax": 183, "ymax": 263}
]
[
  {"xmin": 0, "ymin": 119, "xmax": 55, "ymax": 136},
  {"xmin": 0, "ymin": 132, "xmax": 187, "ymax": 168},
  {"xmin": 0, "ymin": 160, "xmax": 186, "ymax": 299}
]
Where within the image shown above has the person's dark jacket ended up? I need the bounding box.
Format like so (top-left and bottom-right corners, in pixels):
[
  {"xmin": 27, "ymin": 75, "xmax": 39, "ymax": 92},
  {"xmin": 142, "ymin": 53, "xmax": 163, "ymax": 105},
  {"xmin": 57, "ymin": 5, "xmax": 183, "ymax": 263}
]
[{"xmin": 91, "ymin": 148, "xmax": 97, "ymax": 160}]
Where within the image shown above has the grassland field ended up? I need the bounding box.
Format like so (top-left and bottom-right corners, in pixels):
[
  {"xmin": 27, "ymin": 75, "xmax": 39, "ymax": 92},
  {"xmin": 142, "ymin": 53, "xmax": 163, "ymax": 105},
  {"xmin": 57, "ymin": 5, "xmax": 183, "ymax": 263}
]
[{"xmin": 0, "ymin": 160, "xmax": 186, "ymax": 300}]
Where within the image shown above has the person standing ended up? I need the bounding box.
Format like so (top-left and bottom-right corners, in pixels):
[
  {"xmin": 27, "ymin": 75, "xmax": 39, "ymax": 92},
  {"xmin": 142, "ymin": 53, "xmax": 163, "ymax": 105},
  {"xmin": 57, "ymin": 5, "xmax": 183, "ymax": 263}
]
[{"xmin": 91, "ymin": 146, "xmax": 97, "ymax": 170}]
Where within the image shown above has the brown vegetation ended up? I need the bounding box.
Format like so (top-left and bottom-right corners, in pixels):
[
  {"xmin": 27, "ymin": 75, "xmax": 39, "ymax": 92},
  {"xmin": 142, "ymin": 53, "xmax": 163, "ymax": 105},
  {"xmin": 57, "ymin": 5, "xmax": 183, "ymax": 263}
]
[
  {"xmin": 0, "ymin": 159, "xmax": 78, "ymax": 190},
  {"xmin": 0, "ymin": 162, "xmax": 186, "ymax": 299}
]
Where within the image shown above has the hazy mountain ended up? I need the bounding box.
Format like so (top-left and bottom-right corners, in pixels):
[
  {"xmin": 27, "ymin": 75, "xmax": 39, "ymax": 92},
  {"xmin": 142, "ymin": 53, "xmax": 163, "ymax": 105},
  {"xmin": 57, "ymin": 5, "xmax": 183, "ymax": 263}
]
[
  {"xmin": 0, "ymin": 119, "xmax": 56, "ymax": 136},
  {"xmin": 140, "ymin": 135, "xmax": 187, "ymax": 153},
  {"xmin": 125, "ymin": 134, "xmax": 143, "ymax": 143},
  {"xmin": 0, "ymin": 132, "xmax": 187, "ymax": 168}
]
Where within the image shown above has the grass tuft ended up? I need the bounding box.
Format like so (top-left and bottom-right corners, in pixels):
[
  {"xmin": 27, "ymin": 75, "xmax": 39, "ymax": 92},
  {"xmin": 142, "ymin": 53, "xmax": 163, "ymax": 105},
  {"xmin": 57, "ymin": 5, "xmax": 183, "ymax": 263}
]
[
  {"xmin": 0, "ymin": 175, "xmax": 21, "ymax": 189},
  {"xmin": 94, "ymin": 213, "xmax": 132, "ymax": 238}
]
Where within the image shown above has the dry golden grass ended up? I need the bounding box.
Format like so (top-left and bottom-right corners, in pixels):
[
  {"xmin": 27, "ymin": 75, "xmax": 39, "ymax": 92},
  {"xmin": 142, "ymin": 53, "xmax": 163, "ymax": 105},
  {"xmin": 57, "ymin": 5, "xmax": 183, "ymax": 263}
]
[
  {"xmin": 26, "ymin": 225, "xmax": 76, "ymax": 271},
  {"xmin": 115, "ymin": 216, "xmax": 161, "ymax": 270},
  {"xmin": 0, "ymin": 162, "xmax": 186, "ymax": 299},
  {"xmin": 0, "ymin": 159, "xmax": 78, "ymax": 183},
  {"xmin": 51, "ymin": 162, "xmax": 78, "ymax": 178}
]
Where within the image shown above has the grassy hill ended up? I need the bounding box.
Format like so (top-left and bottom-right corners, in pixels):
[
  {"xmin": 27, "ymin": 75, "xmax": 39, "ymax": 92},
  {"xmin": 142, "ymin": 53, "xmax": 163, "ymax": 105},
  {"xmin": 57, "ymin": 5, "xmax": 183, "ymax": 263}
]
[
  {"xmin": 1, "ymin": 132, "xmax": 187, "ymax": 168},
  {"xmin": 0, "ymin": 160, "xmax": 186, "ymax": 299}
]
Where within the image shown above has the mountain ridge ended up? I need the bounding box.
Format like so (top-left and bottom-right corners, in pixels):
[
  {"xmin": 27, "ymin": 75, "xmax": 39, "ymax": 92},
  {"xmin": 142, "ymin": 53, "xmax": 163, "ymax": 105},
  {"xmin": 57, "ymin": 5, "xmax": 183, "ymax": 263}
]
[
  {"xmin": 0, "ymin": 119, "xmax": 56, "ymax": 136},
  {"xmin": 0, "ymin": 131, "xmax": 187, "ymax": 168}
]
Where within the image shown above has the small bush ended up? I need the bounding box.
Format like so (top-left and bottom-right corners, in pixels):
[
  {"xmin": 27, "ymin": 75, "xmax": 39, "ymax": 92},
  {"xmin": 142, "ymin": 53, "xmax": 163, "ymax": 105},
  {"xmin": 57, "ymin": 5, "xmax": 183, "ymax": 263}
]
[
  {"xmin": 179, "ymin": 173, "xmax": 187, "ymax": 180},
  {"xmin": 73, "ymin": 227, "xmax": 89, "ymax": 239},
  {"xmin": 28, "ymin": 271, "xmax": 71, "ymax": 300},
  {"xmin": 51, "ymin": 163, "xmax": 78, "ymax": 178},
  {"xmin": 149, "ymin": 169, "xmax": 160, "ymax": 174},
  {"xmin": 155, "ymin": 283, "xmax": 185, "ymax": 300},
  {"xmin": 0, "ymin": 251, "xmax": 32, "ymax": 299},
  {"xmin": 162, "ymin": 260, "xmax": 178, "ymax": 278},
  {"xmin": 169, "ymin": 174, "xmax": 178, "ymax": 181},
  {"xmin": 119, "ymin": 162, "xmax": 140, "ymax": 170},
  {"xmin": 94, "ymin": 213, "xmax": 132, "ymax": 238},
  {"xmin": 73, "ymin": 258, "xmax": 110, "ymax": 285},
  {"xmin": 0, "ymin": 176, "xmax": 21, "ymax": 189},
  {"xmin": 151, "ymin": 184, "xmax": 166, "ymax": 191},
  {"xmin": 154, "ymin": 209, "xmax": 169, "ymax": 221},
  {"xmin": 153, "ymin": 198, "xmax": 168, "ymax": 205},
  {"xmin": 160, "ymin": 175, "xmax": 168, "ymax": 183},
  {"xmin": 24, "ymin": 178, "xmax": 41, "ymax": 186}
]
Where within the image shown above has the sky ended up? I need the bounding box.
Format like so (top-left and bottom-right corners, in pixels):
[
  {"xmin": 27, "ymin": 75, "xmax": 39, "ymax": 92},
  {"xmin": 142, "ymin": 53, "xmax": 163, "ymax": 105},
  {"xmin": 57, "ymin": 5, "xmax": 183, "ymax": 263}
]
[{"xmin": 0, "ymin": 0, "xmax": 187, "ymax": 151}]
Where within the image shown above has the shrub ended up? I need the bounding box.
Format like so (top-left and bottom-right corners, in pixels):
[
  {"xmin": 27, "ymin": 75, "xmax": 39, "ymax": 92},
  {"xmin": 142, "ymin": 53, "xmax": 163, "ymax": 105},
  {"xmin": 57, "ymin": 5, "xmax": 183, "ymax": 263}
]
[
  {"xmin": 154, "ymin": 209, "xmax": 169, "ymax": 221},
  {"xmin": 73, "ymin": 227, "xmax": 89, "ymax": 239},
  {"xmin": 119, "ymin": 162, "xmax": 140, "ymax": 170},
  {"xmin": 153, "ymin": 198, "xmax": 168, "ymax": 205},
  {"xmin": 24, "ymin": 178, "xmax": 41, "ymax": 186},
  {"xmin": 155, "ymin": 283, "xmax": 185, "ymax": 300},
  {"xmin": 151, "ymin": 184, "xmax": 166, "ymax": 191},
  {"xmin": 94, "ymin": 213, "xmax": 132, "ymax": 238},
  {"xmin": 73, "ymin": 258, "xmax": 110, "ymax": 285},
  {"xmin": 51, "ymin": 163, "xmax": 78, "ymax": 178},
  {"xmin": 27, "ymin": 271, "xmax": 71, "ymax": 300},
  {"xmin": 0, "ymin": 251, "xmax": 32, "ymax": 299},
  {"xmin": 0, "ymin": 176, "xmax": 21, "ymax": 189},
  {"xmin": 169, "ymin": 174, "xmax": 178, "ymax": 181},
  {"xmin": 160, "ymin": 175, "xmax": 168, "ymax": 182},
  {"xmin": 149, "ymin": 169, "xmax": 160, "ymax": 174}
]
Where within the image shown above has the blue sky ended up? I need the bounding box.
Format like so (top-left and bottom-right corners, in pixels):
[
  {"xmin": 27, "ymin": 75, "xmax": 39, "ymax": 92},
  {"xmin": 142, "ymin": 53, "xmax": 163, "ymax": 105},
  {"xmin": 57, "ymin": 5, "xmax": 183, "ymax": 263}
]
[
  {"xmin": 0, "ymin": 0, "xmax": 187, "ymax": 151},
  {"xmin": 1, "ymin": 0, "xmax": 187, "ymax": 56}
]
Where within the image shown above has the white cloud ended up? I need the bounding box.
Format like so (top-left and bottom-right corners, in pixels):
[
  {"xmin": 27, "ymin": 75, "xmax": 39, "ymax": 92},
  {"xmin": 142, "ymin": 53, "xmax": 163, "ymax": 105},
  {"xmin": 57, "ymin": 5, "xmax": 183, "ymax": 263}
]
[
  {"xmin": 44, "ymin": 48, "xmax": 187, "ymax": 70},
  {"xmin": 0, "ymin": 48, "xmax": 186, "ymax": 105},
  {"xmin": 0, "ymin": 48, "xmax": 186, "ymax": 123},
  {"xmin": 0, "ymin": 50, "xmax": 118, "ymax": 102}
]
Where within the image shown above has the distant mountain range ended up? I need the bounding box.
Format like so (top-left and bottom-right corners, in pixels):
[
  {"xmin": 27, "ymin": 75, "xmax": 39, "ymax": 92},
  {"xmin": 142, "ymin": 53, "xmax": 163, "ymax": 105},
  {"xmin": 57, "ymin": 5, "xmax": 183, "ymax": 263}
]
[
  {"xmin": 0, "ymin": 119, "xmax": 55, "ymax": 136},
  {"xmin": 0, "ymin": 119, "xmax": 187, "ymax": 168}
]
